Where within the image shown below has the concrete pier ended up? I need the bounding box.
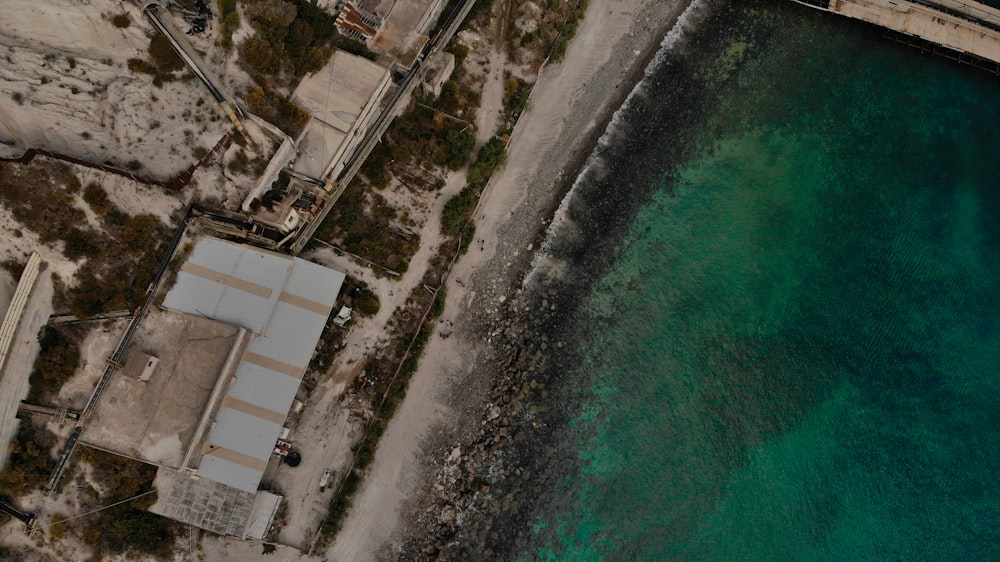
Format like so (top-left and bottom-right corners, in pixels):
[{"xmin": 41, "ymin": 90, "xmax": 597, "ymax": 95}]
[{"xmin": 793, "ymin": 0, "xmax": 1000, "ymax": 65}]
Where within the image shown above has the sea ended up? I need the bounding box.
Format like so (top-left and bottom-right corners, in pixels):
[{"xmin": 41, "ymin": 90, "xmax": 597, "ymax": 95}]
[{"xmin": 514, "ymin": 0, "xmax": 1000, "ymax": 559}]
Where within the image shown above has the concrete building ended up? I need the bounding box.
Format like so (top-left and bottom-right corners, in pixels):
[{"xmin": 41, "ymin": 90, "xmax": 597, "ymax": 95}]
[
  {"xmin": 291, "ymin": 49, "xmax": 392, "ymax": 182},
  {"xmin": 82, "ymin": 236, "xmax": 346, "ymax": 538},
  {"xmin": 421, "ymin": 51, "xmax": 456, "ymax": 98}
]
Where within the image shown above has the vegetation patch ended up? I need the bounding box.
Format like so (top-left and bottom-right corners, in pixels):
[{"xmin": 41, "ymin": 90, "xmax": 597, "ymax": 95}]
[
  {"xmin": 218, "ymin": 0, "xmax": 241, "ymax": 50},
  {"xmin": 63, "ymin": 448, "xmax": 178, "ymax": 557},
  {"xmin": 27, "ymin": 325, "xmax": 82, "ymax": 403},
  {"xmin": 441, "ymin": 137, "xmax": 506, "ymax": 236},
  {"xmin": 0, "ymin": 160, "xmax": 168, "ymax": 318},
  {"xmin": 504, "ymin": 0, "xmax": 589, "ymax": 63},
  {"xmin": 148, "ymin": 33, "xmax": 185, "ymax": 74},
  {"xmin": 0, "ymin": 420, "xmax": 58, "ymax": 498},
  {"xmin": 501, "ymin": 75, "xmax": 530, "ymax": 135},
  {"xmin": 389, "ymin": 85, "xmax": 480, "ymax": 172},
  {"xmin": 111, "ymin": 13, "xmax": 131, "ymax": 29},
  {"xmin": 312, "ymin": 181, "xmax": 419, "ymax": 275},
  {"xmin": 245, "ymin": 86, "xmax": 310, "ymax": 139}
]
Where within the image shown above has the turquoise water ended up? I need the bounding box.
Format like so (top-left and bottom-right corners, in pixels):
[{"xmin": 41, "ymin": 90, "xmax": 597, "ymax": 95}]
[{"xmin": 524, "ymin": 1, "xmax": 1000, "ymax": 559}]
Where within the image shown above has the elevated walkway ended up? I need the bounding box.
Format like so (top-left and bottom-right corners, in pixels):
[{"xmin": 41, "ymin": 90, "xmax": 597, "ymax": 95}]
[{"xmin": 793, "ymin": 0, "xmax": 1000, "ymax": 65}]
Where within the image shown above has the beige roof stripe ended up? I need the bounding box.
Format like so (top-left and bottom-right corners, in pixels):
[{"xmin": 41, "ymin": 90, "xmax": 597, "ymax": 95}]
[
  {"xmin": 242, "ymin": 351, "xmax": 303, "ymax": 379},
  {"xmin": 201, "ymin": 443, "xmax": 269, "ymax": 472},
  {"xmin": 278, "ymin": 290, "xmax": 332, "ymax": 316},
  {"xmin": 180, "ymin": 262, "xmax": 273, "ymax": 299},
  {"xmin": 221, "ymin": 395, "xmax": 287, "ymax": 425}
]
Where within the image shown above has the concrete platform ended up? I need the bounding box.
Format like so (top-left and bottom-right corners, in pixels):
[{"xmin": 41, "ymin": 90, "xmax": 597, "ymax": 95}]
[
  {"xmin": 80, "ymin": 308, "xmax": 239, "ymax": 469},
  {"xmin": 795, "ymin": 0, "xmax": 1000, "ymax": 64}
]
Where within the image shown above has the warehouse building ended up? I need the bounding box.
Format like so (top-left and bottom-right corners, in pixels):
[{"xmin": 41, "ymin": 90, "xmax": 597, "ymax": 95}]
[{"xmin": 81, "ymin": 236, "xmax": 345, "ymax": 538}]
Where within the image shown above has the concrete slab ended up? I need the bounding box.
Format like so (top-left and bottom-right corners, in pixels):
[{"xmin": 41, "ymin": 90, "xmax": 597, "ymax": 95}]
[{"xmin": 80, "ymin": 309, "xmax": 239, "ymax": 469}]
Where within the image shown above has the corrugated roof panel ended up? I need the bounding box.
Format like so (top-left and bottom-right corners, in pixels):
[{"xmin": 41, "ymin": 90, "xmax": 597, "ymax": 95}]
[
  {"xmin": 196, "ymin": 455, "xmax": 265, "ymax": 494},
  {"xmin": 206, "ymin": 407, "xmax": 281, "ymax": 461},
  {"xmin": 250, "ymin": 304, "xmax": 326, "ymax": 369},
  {"xmin": 228, "ymin": 361, "xmax": 300, "ymax": 413},
  {"xmin": 162, "ymin": 238, "xmax": 292, "ymax": 333},
  {"xmin": 167, "ymin": 237, "xmax": 346, "ymax": 494},
  {"xmin": 284, "ymin": 259, "xmax": 345, "ymax": 308}
]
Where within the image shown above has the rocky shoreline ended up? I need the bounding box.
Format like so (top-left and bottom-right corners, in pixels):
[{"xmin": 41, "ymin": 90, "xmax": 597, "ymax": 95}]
[
  {"xmin": 395, "ymin": 1, "xmax": 702, "ymax": 559},
  {"xmin": 400, "ymin": 288, "xmax": 574, "ymax": 559}
]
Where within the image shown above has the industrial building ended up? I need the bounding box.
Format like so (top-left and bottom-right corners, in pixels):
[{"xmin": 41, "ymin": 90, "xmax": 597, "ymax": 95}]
[
  {"xmin": 291, "ymin": 49, "xmax": 393, "ymax": 182},
  {"xmin": 81, "ymin": 236, "xmax": 345, "ymax": 538}
]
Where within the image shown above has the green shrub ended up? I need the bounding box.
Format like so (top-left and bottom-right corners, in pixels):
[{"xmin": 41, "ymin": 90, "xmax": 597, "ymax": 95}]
[
  {"xmin": 127, "ymin": 58, "xmax": 156, "ymax": 75},
  {"xmin": 63, "ymin": 228, "xmax": 101, "ymax": 261},
  {"xmin": 467, "ymin": 137, "xmax": 506, "ymax": 189},
  {"xmin": 49, "ymin": 514, "xmax": 70, "ymax": 540},
  {"xmin": 31, "ymin": 327, "xmax": 81, "ymax": 394},
  {"xmin": 445, "ymin": 129, "xmax": 475, "ymax": 170},
  {"xmin": 441, "ymin": 187, "xmax": 476, "ymax": 236},
  {"xmin": 353, "ymin": 288, "xmax": 380, "ymax": 316}
]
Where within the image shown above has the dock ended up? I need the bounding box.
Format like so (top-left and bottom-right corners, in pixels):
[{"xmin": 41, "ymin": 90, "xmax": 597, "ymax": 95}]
[{"xmin": 792, "ymin": 0, "xmax": 1000, "ymax": 65}]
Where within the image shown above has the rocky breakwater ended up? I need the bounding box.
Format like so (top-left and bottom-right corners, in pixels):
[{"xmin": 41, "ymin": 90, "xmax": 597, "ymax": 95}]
[{"xmin": 402, "ymin": 285, "xmax": 580, "ymax": 561}]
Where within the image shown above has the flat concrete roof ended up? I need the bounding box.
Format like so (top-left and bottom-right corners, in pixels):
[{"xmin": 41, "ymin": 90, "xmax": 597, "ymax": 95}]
[
  {"xmin": 293, "ymin": 50, "xmax": 389, "ymax": 132},
  {"xmin": 165, "ymin": 237, "xmax": 345, "ymax": 493},
  {"xmin": 292, "ymin": 49, "xmax": 391, "ymax": 179},
  {"xmin": 295, "ymin": 124, "xmax": 348, "ymax": 179},
  {"xmin": 81, "ymin": 310, "xmax": 240, "ymax": 469}
]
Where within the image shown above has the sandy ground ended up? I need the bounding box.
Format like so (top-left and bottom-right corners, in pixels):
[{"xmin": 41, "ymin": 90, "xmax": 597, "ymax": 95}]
[
  {"xmin": 0, "ymin": 0, "xmax": 230, "ymax": 177},
  {"xmin": 273, "ymin": 138, "xmax": 469, "ymax": 552},
  {"xmin": 325, "ymin": 0, "xmax": 694, "ymax": 559}
]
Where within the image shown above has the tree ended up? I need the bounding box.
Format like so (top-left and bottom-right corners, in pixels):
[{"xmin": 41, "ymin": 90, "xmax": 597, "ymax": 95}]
[{"xmin": 446, "ymin": 129, "xmax": 475, "ymax": 170}]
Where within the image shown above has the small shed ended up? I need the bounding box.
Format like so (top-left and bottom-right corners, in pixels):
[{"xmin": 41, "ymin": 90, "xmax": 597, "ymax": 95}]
[{"xmin": 123, "ymin": 351, "xmax": 159, "ymax": 383}]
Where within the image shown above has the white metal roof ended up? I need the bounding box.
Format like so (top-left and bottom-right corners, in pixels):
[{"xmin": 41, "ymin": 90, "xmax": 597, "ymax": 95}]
[
  {"xmin": 163, "ymin": 237, "xmax": 345, "ymax": 493},
  {"xmin": 163, "ymin": 237, "xmax": 292, "ymax": 333}
]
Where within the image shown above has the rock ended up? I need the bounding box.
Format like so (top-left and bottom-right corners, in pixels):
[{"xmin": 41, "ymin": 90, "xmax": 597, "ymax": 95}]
[{"xmin": 440, "ymin": 506, "xmax": 457, "ymax": 524}]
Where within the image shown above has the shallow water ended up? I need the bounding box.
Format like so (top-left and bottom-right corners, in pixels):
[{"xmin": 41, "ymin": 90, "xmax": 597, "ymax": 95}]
[{"xmin": 522, "ymin": 0, "xmax": 1000, "ymax": 559}]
